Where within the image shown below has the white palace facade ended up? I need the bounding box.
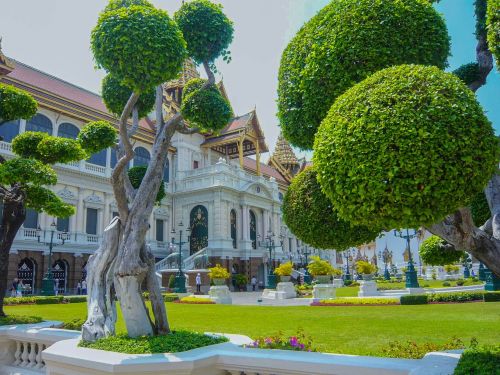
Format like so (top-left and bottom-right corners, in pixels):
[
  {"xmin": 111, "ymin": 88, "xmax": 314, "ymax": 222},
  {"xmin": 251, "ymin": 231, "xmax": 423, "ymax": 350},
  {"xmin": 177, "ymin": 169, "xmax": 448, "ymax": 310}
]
[{"xmin": 0, "ymin": 50, "xmax": 378, "ymax": 294}]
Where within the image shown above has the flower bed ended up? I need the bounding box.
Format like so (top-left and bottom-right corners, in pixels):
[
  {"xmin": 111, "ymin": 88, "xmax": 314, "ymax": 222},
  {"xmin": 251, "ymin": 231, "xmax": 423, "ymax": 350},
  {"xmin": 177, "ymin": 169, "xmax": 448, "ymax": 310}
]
[
  {"xmin": 0, "ymin": 315, "xmax": 42, "ymax": 326},
  {"xmin": 313, "ymin": 297, "xmax": 400, "ymax": 306},
  {"xmin": 177, "ymin": 296, "xmax": 215, "ymax": 304},
  {"xmin": 79, "ymin": 331, "xmax": 229, "ymax": 354},
  {"xmin": 244, "ymin": 330, "xmax": 315, "ymax": 352},
  {"xmin": 380, "ymin": 337, "xmax": 467, "ymax": 359}
]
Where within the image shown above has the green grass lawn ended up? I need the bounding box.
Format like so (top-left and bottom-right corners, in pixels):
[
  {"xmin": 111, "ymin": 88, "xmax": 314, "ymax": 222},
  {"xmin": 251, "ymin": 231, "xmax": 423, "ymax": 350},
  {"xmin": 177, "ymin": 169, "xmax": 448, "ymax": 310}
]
[{"xmin": 6, "ymin": 302, "xmax": 500, "ymax": 356}]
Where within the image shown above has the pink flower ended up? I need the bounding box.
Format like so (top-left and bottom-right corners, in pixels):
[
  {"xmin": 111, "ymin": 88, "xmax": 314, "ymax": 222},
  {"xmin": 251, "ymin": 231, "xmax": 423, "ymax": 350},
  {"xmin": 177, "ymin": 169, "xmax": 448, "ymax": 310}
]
[{"xmin": 289, "ymin": 337, "xmax": 298, "ymax": 347}]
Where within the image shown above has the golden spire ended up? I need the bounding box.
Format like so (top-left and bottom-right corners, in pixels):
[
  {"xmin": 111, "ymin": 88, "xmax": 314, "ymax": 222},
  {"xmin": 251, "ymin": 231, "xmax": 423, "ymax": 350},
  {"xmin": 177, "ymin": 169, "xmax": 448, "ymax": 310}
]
[{"xmin": 273, "ymin": 132, "xmax": 298, "ymax": 168}]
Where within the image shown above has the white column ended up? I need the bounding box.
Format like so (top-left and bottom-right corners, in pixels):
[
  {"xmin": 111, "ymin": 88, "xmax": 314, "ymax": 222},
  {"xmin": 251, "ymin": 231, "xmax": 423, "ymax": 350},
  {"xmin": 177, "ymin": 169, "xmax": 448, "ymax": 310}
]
[
  {"xmin": 76, "ymin": 189, "xmax": 85, "ymax": 234},
  {"xmin": 19, "ymin": 119, "xmax": 26, "ymax": 133},
  {"xmin": 105, "ymin": 148, "xmax": 112, "ymax": 177},
  {"xmin": 241, "ymin": 205, "xmax": 249, "ymax": 241},
  {"xmin": 97, "ymin": 208, "xmax": 104, "ymax": 236},
  {"xmin": 103, "ymin": 193, "xmax": 111, "ymax": 229}
]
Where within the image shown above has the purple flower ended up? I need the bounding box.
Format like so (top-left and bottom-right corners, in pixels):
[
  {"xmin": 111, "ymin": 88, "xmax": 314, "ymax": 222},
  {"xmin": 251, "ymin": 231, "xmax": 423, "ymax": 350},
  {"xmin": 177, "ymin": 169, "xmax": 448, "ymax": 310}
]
[
  {"xmin": 265, "ymin": 338, "xmax": 273, "ymax": 345},
  {"xmin": 289, "ymin": 336, "xmax": 298, "ymax": 347},
  {"xmin": 299, "ymin": 343, "xmax": 305, "ymax": 350}
]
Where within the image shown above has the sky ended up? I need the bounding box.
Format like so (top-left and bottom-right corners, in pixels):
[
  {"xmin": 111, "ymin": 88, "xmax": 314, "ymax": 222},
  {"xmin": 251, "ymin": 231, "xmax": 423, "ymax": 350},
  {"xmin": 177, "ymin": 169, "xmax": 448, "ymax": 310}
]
[{"xmin": 1, "ymin": 0, "xmax": 498, "ymax": 264}]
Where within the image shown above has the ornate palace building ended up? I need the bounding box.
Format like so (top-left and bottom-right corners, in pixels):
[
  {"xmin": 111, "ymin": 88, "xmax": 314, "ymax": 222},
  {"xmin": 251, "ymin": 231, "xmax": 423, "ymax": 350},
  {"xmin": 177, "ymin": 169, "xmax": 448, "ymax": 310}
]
[{"xmin": 0, "ymin": 48, "xmax": 375, "ymax": 294}]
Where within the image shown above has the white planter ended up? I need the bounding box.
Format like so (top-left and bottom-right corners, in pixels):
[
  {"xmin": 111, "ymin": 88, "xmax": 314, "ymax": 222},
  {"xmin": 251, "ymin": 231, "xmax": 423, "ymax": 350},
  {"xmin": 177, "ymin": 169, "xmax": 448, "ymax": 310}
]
[
  {"xmin": 208, "ymin": 285, "xmax": 232, "ymax": 304},
  {"xmin": 358, "ymin": 280, "xmax": 380, "ymax": 297},
  {"xmin": 276, "ymin": 282, "xmax": 296, "ymax": 299},
  {"xmin": 312, "ymin": 284, "xmax": 336, "ymax": 302}
]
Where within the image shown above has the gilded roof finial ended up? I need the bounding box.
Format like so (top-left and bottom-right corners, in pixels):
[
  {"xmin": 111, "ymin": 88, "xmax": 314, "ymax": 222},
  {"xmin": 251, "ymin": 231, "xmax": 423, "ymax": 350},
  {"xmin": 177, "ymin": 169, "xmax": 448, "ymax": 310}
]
[{"xmin": 272, "ymin": 132, "xmax": 298, "ymax": 167}]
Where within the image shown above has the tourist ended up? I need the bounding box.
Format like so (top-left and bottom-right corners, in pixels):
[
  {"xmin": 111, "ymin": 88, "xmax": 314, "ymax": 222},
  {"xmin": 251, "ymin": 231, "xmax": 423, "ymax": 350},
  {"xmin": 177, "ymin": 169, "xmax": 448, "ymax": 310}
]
[
  {"xmin": 16, "ymin": 280, "xmax": 23, "ymax": 297},
  {"xmin": 11, "ymin": 278, "xmax": 19, "ymax": 297},
  {"xmin": 82, "ymin": 279, "xmax": 87, "ymax": 295},
  {"xmin": 77, "ymin": 281, "xmax": 82, "ymax": 295},
  {"xmin": 54, "ymin": 279, "xmax": 59, "ymax": 296},
  {"xmin": 195, "ymin": 273, "xmax": 201, "ymax": 293},
  {"xmin": 251, "ymin": 275, "xmax": 257, "ymax": 291}
]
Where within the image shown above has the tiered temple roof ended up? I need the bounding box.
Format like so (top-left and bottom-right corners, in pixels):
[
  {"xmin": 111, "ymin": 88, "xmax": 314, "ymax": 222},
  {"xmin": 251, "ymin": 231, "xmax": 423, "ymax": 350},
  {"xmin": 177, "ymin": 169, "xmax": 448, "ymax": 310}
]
[{"xmin": 267, "ymin": 133, "xmax": 301, "ymax": 183}]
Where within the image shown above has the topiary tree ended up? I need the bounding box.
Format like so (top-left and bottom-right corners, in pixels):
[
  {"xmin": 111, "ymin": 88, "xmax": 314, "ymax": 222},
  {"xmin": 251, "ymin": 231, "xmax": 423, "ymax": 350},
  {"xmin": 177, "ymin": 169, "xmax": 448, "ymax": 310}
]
[
  {"xmin": 313, "ymin": 64, "xmax": 497, "ymax": 230},
  {"xmin": 282, "ymin": 167, "xmax": 379, "ymax": 250},
  {"xmin": 419, "ymin": 235, "xmax": 465, "ymax": 266},
  {"xmin": 0, "ymin": 88, "xmax": 116, "ymax": 317},
  {"xmin": 280, "ymin": 0, "xmax": 500, "ymax": 276},
  {"xmin": 486, "ymin": 0, "xmax": 499, "ymax": 68},
  {"xmin": 83, "ymin": 0, "xmax": 234, "ymax": 340},
  {"xmin": 277, "ymin": 0, "xmax": 450, "ymax": 150}
]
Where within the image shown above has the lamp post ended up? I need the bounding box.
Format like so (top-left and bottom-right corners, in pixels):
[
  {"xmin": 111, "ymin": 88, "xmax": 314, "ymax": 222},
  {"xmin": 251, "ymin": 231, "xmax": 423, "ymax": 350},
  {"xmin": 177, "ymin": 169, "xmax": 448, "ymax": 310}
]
[
  {"xmin": 301, "ymin": 245, "xmax": 312, "ymax": 283},
  {"xmin": 378, "ymin": 245, "xmax": 392, "ymax": 280},
  {"xmin": 463, "ymin": 254, "xmax": 472, "ymax": 279},
  {"xmin": 342, "ymin": 249, "xmax": 352, "ymax": 281},
  {"xmin": 38, "ymin": 221, "xmax": 68, "ymax": 296},
  {"xmin": 171, "ymin": 221, "xmax": 190, "ymax": 293},
  {"xmin": 394, "ymin": 229, "xmax": 419, "ymax": 288},
  {"xmin": 258, "ymin": 230, "xmax": 282, "ymax": 289},
  {"xmin": 478, "ymin": 262, "xmax": 486, "ymax": 281}
]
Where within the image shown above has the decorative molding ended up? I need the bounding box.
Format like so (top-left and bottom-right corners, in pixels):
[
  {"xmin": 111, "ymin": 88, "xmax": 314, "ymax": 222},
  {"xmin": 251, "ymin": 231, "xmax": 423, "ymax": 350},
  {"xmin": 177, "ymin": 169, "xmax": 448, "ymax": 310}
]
[
  {"xmin": 57, "ymin": 187, "xmax": 76, "ymax": 201},
  {"xmin": 84, "ymin": 193, "xmax": 102, "ymax": 204},
  {"xmin": 154, "ymin": 207, "xmax": 169, "ymax": 218}
]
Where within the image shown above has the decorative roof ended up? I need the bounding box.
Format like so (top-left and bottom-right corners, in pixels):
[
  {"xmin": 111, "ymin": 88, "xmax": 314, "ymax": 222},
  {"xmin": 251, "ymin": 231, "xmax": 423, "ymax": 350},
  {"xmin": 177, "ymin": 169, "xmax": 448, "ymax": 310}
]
[
  {"xmin": 164, "ymin": 59, "xmax": 200, "ymax": 90},
  {"xmin": 0, "ymin": 38, "xmax": 15, "ymax": 76},
  {"xmin": 273, "ymin": 133, "xmax": 298, "ymax": 166},
  {"xmin": 242, "ymin": 157, "xmax": 287, "ymax": 184}
]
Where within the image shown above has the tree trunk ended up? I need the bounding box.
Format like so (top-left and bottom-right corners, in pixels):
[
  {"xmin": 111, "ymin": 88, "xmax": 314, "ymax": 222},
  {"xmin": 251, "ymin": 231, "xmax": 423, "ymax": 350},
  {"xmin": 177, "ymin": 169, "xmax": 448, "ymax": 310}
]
[
  {"xmin": 82, "ymin": 217, "xmax": 120, "ymax": 342},
  {"xmin": 0, "ymin": 198, "xmax": 26, "ymax": 317}
]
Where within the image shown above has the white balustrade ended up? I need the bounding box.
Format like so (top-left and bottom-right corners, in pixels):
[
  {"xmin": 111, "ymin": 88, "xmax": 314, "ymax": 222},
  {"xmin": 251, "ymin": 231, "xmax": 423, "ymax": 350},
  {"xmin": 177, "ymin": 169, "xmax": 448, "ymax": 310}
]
[
  {"xmin": 86, "ymin": 234, "xmax": 99, "ymax": 243},
  {"xmin": 0, "ymin": 141, "xmax": 13, "ymax": 153}
]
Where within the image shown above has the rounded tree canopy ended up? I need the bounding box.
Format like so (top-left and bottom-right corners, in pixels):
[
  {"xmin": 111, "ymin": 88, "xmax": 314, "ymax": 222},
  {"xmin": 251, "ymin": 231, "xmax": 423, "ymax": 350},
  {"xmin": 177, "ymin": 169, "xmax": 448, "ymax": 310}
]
[
  {"xmin": 487, "ymin": 0, "xmax": 500, "ymax": 68},
  {"xmin": 282, "ymin": 167, "xmax": 379, "ymax": 250},
  {"xmin": 0, "ymin": 84, "xmax": 38, "ymax": 123},
  {"xmin": 419, "ymin": 235, "xmax": 464, "ymax": 266},
  {"xmin": 128, "ymin": 166, "xmax": 165, "ymax": 204},
  {"xmin": 77, "ymin": 121, "xmax": 117, "ymax": 154},
  {"xmin": 277, "ymin": 0, "xmax": 450, "ymax": 150},
  {"xmin": 313, "ymin": 65, "xmax": 498, "ymax": 230},
  {"xmin": 25, "ymin": 185, "xmax": 75, "ymax": 218},
  {"xmin": 104, "ymin": 0, "xmax": 153, "ymax": 12},
  {"xmin": 174, "ymin": 0, "xmax": 234, "ymax": 64},
  {"xmin": 181, "ymin": 79, "xmax": 232, "ymax": 132},
  {"xmin": 102, "ymin": 74, "xmax": 155, "ymax": 118},
  {"xmin": 0, "ymin": 158, "xmax": 57, "ymax": 186},
  {"xmin": 91, "ymin": 4, "xmax": 186, "ymax": 91}
]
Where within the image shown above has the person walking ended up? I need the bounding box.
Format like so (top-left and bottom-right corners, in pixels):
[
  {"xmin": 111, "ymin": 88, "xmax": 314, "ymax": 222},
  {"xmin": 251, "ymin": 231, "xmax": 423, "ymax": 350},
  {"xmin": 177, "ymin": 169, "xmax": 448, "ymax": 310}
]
[
  {"xmin": 195, "ymin": 273, "xmax": 202, "ymax": 293},
  {"xmin": 77, "ymin": 281, "xmax": 82, "ymax": 295},
  {"xmin": 251, "ymin": 275, "xmax": 257, "ymax": 291},
  {"xmin": 54, "ymin": 279, "xmax": 59, "ymax": 296},
  {"xmin": 16, "ymin": 280, "xmax": 23, "ymax": 297},
  {"xmin": 82, "ymin": 279, "xmax": 87, "ymax": 295},
  {"xmin": 11, "ymin": 278, "xmax": 19, "ymax": 297}
]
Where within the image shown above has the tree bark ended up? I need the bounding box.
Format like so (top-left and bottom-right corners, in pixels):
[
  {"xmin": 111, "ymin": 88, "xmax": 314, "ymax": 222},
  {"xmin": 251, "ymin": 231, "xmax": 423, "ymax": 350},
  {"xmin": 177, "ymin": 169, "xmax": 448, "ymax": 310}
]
[
  {"xmin": 0, "ymin": 196, "xmax": 25, "ymax": 317},
  {"xmin": 81, "ymin": 217, "xmax": 120, "ymax": 342}
]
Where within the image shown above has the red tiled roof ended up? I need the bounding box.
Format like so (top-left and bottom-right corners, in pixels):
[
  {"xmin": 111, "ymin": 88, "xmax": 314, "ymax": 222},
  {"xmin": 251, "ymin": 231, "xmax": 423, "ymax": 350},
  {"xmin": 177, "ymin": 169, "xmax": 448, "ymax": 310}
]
[
  {"xmin": 6, "ymin": 60, "xmax": 150, "ymax": 129},
  {"xmin": 222, "ymin": 112, "xmax": 252, "ymax": 133},
  {"xmin": 243, "ymin": 157, "xmax": 288, "ymax": 184}
]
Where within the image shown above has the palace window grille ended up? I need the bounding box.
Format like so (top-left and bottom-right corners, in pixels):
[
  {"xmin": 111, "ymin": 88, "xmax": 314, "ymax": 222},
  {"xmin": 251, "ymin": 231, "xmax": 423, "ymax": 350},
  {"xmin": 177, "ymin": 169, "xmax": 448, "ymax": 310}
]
[
  {"xmin": 17, "ymin": 258, "xmax": 35, "ymax": 295},
  {"xmin": 189, "ymin": 205, "xmax": 208, "ymax": 255}
]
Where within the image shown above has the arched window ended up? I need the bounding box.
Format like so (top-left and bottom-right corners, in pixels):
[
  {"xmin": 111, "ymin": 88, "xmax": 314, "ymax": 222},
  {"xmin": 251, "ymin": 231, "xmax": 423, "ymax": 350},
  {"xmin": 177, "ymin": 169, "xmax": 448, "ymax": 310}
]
[
  {"xmin": 189, "ymin": 205, "xmax": 208, "ymax": 255},
  {"xmin": 230, "ymin": 209, "xmax": 237, "ymax": 249},
  {"xmin": 134, "ymin": 146, "xmax": 150, "ymax": 167},
  {"xmin": 17, "ymin": 258, "xmax": 36, "ymax": 295},
  {"xmin": 53, "ymin": 259, "xmax": 68, "ymax": 295},
  {"xmin": 250, "ymin": 210, "xmax": 256, "ymax": 249},
  {"xmin": 0, "ymin": 120, "xmax": 20, "ymax": 143},
  {"xmin": 58, "ymin": 123, "xmax": 79, "ymax": 139},
  {"xmin": 87, "ymin": 149, "xmax": 107, "ymax": 166},
  {"xmin": 163, "ymin": 159, "xmax": 170, "ymax": 183},
  {"xmin": 26, "ymin": 114, "xmax": 53, "ymax": 135}
]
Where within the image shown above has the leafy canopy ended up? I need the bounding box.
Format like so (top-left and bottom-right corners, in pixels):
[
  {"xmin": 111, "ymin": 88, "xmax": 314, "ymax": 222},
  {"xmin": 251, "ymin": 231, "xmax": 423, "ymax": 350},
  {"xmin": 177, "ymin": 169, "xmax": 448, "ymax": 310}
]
[
  {"xmin": 282, "ymin": 168, "xmax": 379, "ymax": 250},
  {"xmin": 470, "ymin": 190, "xmax": 491, "ymax": 227},
  {"xmin": 419, "ymin": 235, "xmax": 464, "ymax": 266},
  {"xmin": 102, "ymin": 75, "xmax": 155, "ymax": 118},
  {"xmin": 314, "ymin": 65, "xmax": 498, "ymax": 229},
  {"xmin": 174, "ymin": 0, "xmax": 234, "ymax": 64},
  {"xmin": 277, "ymin": 0, "xmax": 450, "ymax": 150},
  {"xmin": 128, "ymin": 166, "xmax": 165, "ymax": 204},
  {"xmin": 0, "ymin": 84, "xmax": 37, "ymax": 123},
  {"xmin": 487, "ymin": 0, "xmax": 500, "ymax": 68},
  {"xmin": 91, "ymin": 4, "xmax": 186, "ymax": 91},
  {"xmin": 453, "ymin": 63, "xmax": 481, "ymax": 86},
  {"xmin": 181, "ymin": 78, "xmax": 232, "ymax": 132},
  {"xmin": 104, "ymin": 0, "xmax": 153, "ymax": 13},
  {"xmin": 77, "ymin": 121, "xmax": 117, "ymax": 155}
]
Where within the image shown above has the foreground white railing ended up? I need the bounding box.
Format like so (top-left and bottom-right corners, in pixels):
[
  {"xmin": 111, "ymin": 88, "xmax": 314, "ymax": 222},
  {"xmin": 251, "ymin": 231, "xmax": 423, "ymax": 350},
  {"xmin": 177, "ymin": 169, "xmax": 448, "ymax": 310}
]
[{"xmin": 0, "ymin": 321, "xmax": 79, "ymax": 375}]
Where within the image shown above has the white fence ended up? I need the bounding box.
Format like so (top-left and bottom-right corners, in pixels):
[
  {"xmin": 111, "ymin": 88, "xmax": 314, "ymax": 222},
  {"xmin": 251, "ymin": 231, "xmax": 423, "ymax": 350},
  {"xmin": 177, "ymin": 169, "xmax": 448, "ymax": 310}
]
[{"xmin": 0, "ymin": 324, "xmax": 461, "ymax": 375}]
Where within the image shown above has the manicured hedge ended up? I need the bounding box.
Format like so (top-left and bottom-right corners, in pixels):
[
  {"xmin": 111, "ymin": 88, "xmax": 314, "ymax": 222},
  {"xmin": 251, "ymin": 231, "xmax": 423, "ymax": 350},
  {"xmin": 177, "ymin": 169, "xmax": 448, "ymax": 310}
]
[
  {"xmin": 0, "ymin": 315, "xmax": 42, "ymax": 326},
  {"xmin": 484, "ymin": 291, "xmax": 500, "ymax": 302},
  {"xmin": 454, "ymin": 344, "xmax": 500, "ymax": 375},
  {"xmin": 400, "ymin": 295, "xmax": 428, "ymax": 305},
  {"xmin": 3, "ymin": 295, "xmax": 86, "ymax": 305},
  {"xmin": 428, "ymin": 291, "xmax": 484, "ymax": 303},
  {"xmin": 141, "ymin": 292, "xmax": 179, "ymax": 302},
  {"xmin": 316, "ymin": 298, "xmax": 399, "ymax": 306}
]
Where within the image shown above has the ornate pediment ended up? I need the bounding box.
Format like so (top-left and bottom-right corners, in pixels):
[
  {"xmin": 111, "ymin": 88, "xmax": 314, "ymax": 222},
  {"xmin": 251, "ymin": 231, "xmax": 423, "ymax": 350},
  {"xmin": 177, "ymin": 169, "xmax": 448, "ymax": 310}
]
[
  {"xmin": 85, "ymin": 193, "xmax": 102, "ymax": 203},
  {"xmin": 57, "ymin": 187, "xmax": 76, "ymax": 201}
]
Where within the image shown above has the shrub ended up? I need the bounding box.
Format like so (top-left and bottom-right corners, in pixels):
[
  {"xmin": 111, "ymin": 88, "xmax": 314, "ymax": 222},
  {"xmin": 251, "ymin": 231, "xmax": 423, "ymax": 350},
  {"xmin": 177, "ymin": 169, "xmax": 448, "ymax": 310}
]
[
  {"xmin": 63, "ymin": 318, "xmax": 86, "ymax": 330},
  {"xmin": 444, "ymin": 264, "xmax": 460, "ymax": 274},
  {"xmin": 179, "ymin": 296, "xmax": 214, "ymax": 304},
  {"xmin": 400, "ymin": 295, "xmax": 428, "ymax": 305},
  {"xmin": 274, "ymin": 262, "xmax": 293, "ymax": 277},
  {"xmin": 307, "ymin": 256, "xmax": 340, "ymax": 277},
  {"xmin": 163, "ymin": 293, "xmax": 179, "ymax": 302},
  {"xmin": 381, "ymin": 337, "xmax": 465, "ymax": 359},
  {"xmin": 454, "ymin": 344, "xmax": 500, "ymax": 375},
  {"xmin": 79, "ymin": 331, "xmax": 228, "ymax": 354},
  {"xmin": 419, "ymin": 236, "xmax": 464, "ymax": 266},
  {"xmin": 35, "ymin": 296, "xmax": 64, "ymax": 304},
  {"xmin": 277, "ymin": 0, "xmax": 450, "ymax": 149},
  {"xmin": 355, "ymin": 261, "xmax": 377, "ymax": 275},
  {"xmin": 282, "ymin": 168, "xmax": 378, "ymax": 250},
  {"xmin": 245, "ymin": 329, "xmax": 315, "ymax": 352},
  {"xmin": 63, "ymin": 296, "xmax": 87, "ymax": 303},
  {"xmin": 0, "ymin": 84, "xmax": 38, "ymax": 123},
  {"xmin": 428, "ymin": 291, "xmax": 485, "ymax": 303},
  {"xmin": 0, "ymin": 315, "xmax": 42, "ymax": 326},
  {"xmin": 442, "ymin": 281, "xmax": 451, "ymax": 287},
  {"xmin": 487, "ymin": 0, "xmax": 500, "ymax": 68},
  {"xmin": 168, "ymin": 275, "xmax": 176, "ymax": 290},
  {"xmin": 208, "ymin": 264, "xmax": 230, "ymax": 279},
  {"xmin": 317, "ymin": 298, "xmax": 399, "ymax": 306},
  {"xmin": 314, "ymin": 65, "xmax": 497, "ymax": 230},
  {"xmin": 484, "ymin": 292, "xmax": 500, "ymax": 302},
  {"xmin": 77, "ymin": 121, "xmax": 117, "ymax": 155},
  {"xmin": 234, "ymin": 274, "xmax": 248, "ymax": 288},
  {"xmin": 456, "ymin": 279, "xmax": 465, "ymax": 286}
]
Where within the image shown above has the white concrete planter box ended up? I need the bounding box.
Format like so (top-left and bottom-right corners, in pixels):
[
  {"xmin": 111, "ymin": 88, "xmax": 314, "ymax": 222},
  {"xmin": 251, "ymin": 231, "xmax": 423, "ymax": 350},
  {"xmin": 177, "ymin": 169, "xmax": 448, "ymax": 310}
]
[
  {"xmin": 312, "ymin": 284, "xmax": 336, "ymax": 302},
  {"xmin": 208, "ymin": 285, "xmax": 232, "ymax": 304},
  {"xmin": 358, "ymin": 280, "xmax": 380, "ymax": 297}
]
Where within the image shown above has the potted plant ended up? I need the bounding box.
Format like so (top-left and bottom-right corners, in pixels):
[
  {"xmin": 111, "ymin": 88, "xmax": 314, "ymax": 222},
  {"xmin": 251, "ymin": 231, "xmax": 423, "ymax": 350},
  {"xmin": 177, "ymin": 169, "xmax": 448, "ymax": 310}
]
[
  {"xmin": 307, "ymin": 256, "xmax": 339, "ymax": 283},
  {"xmin": 208, "ymin": 264, "xmax": 231, "ymax": 286},
  {"xmin": 274, "ymin": 262, "xmax": 294, "ymax": 282},
  {"xmin": 234, "ymin": 274, "xmax": 248, "ymax": 291},
  {"xmin": 355, "ymin": 261, "xmax": 377, "ymax": 281}
]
